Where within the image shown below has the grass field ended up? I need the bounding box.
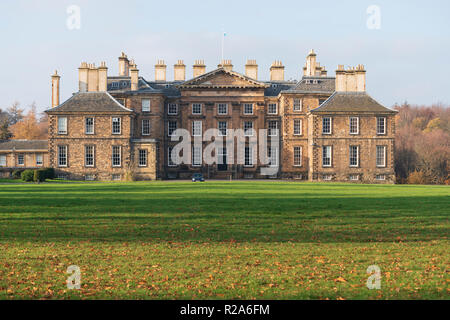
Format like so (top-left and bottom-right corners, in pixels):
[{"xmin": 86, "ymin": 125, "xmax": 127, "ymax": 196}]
[{"xmin": 0, "ymin": 181, "xmax": 448, "ymax": 299}]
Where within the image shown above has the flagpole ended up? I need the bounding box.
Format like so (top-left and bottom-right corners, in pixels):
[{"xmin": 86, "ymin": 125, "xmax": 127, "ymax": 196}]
[{"xmin": 221, "ymin": 30, "xmax": 224, "ymax": 63}]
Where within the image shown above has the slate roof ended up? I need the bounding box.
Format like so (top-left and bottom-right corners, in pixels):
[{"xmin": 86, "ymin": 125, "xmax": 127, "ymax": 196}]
[
  {"xmin": 107, "ymin": 77, "xmax": 182, "ymax": 97},
  {"xmin": 46, "ymin": 92, "xmax": 133, "ymax": 113},
  {"xmin": 264, "ymin": 81, "xmax": 297, "ymax": 96},
  {"xmin": 286, "ymin": 76, "xmax": 335, "ymax": 93},
  {"xmin": 311, "ymin": 92, "xmax": 397, "ymax": 113},
  {"xmin": 0, "ymin": 140, "xmax": 48, "ymax": 151}
]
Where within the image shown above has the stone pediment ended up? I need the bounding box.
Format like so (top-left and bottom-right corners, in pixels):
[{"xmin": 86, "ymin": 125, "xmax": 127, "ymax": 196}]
[{"xmin": 178, "ymin": 68, "xmax": 268, "ymax": 89}]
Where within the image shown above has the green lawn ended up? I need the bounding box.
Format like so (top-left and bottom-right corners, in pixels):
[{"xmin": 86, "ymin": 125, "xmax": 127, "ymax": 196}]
[{"xmin": 0, "ymin": 181, "xmax": 448, "ymax": 299}]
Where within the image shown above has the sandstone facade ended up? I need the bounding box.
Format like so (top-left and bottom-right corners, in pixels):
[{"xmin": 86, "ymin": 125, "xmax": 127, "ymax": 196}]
[{"xmin": 40, "ymin": 50, "xmax": 397, "ymax": 183}]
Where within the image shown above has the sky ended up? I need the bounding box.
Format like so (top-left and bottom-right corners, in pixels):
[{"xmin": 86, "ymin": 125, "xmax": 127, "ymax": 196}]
[{"xmin": 0, "ymin": 0, "xmax": 449, "ymax": 112}]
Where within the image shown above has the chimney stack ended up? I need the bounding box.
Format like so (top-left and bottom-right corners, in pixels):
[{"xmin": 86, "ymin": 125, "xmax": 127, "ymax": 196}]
[
  {"xmin": 245, "ymin": 60, "xmax": 258, "ymax": 79},
  {"xmin": 355, "ymin": 64, "xmax": 366, "ymax": 92},
  {"xmin": 155, "ymin": 60, "xmax": 166, "ymax": 82},
  {"xmin": 335, "ymin": 64, "xmax": 366, "ymax": 92},
  {"xmin": 218, "ymin": 59, "xmax": 233, "ymax": 72},
  {"xmin": 78, "ymin": 62, "xmax": 89, "ymax": 92},
  {"xmin": 118, "ymin": 52, "xmax": 130, "ymax": 77},
  {"xmin": 270, "ymin": 61, "xmax": 285, "ymax": 81},
  {"xmin": 193, "ymin": 60, "xmax": 206, "ymax": 78},
  {"xmin": 130, "ymin": 61, "xmax": 139, "ymax": 91},
  {"xmin": 305, "ymin": 49, "xmax": 317, "ymax": 77},
  {"xmin": 51, "ymin": 70, "xmax": 60, "ymax": 108},
  {"xmin": 174, "ymin": 60, "xmax": 186, "ymax": 81},
  {"xmin": 98, "ymin": 62, "xmax": 108, "ymax": 92},
  {"xmin": 87, "ymin": 63, "xmax": 99, "ymax": 92}
]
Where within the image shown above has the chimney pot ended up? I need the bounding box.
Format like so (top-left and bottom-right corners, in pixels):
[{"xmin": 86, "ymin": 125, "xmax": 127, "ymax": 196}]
[
  {"xmin": 155, "ymin": 59, "xmax": 167, "ymax": 81},
  {"xmin": 270, "ymin": 60, "xmax": 285, "ymax": 81},
  {"xmin": 193, "ymin": 60, "xmax": 206, "ymax": 77},
  {"xmin": 245, "ymin": 59, "xmax": 258, "ymax": 79}
]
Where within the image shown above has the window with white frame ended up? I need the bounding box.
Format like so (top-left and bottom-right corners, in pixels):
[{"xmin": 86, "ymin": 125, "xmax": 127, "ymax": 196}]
[
  {"xmin": 322, "ymin": 117, "xmax": 331, "ymax": 134},
  {"xmin": 58, "ymin": 145, "xmax": 67, "ymax": 167},
  {"xmin": 112, "ymin": 145, "xmax": 121, "ymax": 167},
  {"xmin": 268, "ymin": 121, "xmax": 278, "ymax": 136},
  {"xmin": 218, "ymin": 103, "xmax": 228, "ymax": 115},
  {"xmin": 268, "ymin": 103, "xmax": 277, "ymax": 114},
  {"xmin": 244, "ymin": 121, "xmax": 254, "ymax": 136},
  {"xmin": 349, "ymin": 117, "xmax": 359, "ymax": 134},
  {"xmin": 17, "ymin": 154, "xmax": 24, "ymax": 165},
  {"xmin": 168, "ymin": 121, "xmax": 177, "ymax": 136},
  {"xmin": 58, "ymin": 117, "xmax": 67, "ymax": 134},
  {"xmin": 294, "ymin": 119, "xmax": 302, "ymax": 135},
  {"xmin": 168, "ymin": 146, "xmax": 176, "ymax": 166},
  {"xmin": 192, "ymin": 146, "xmax": 202, "ymax": 166},
  {"xmin": 218, "ymin": 121, "xmax": 227, "ymax": 136},
  {"xmin": 322, "ymin": 146, "xmax": 332, "ymax": 167},
  {"xmin": 142, "ymin": 119, "xmax": 150, "ymax": 135},
  {"xmin": 139, "ymin": 149, "xmax": 147, "ymax": 167},
  {"xmin": 244, "ymin": 146, "xmax": 253, "ymax": 166},
  {"xmin": 112, "ymin": 117, "xmax": 121, "ymax": 134},
  {"xmin": 294, "ymin": 146, "xmax": 302, "ymax": 166},
  {"xmin": 142, "ymin": 99, "xmax": 151, "ymax": 112},
  {"xmin": 349, "ymin": 174, "xmax": 360, "ymax": 181},
  {"xmin": 349, "ymin": 145, "xmax": 359, "ymax": 167},
  {"xmin": 293, "ymin": 99, "xmax": 302, "ymax": 112},
  {"xmin": 168, "ymin": 103, "xmax": 178, "ymax": 115},
  {"xmin": 268, "ymin": 146, "xmax": 278, "ymax": 166},
  {"xmin": 218, "ymin": 147, "xmax": 227, "ymax": 164},
  {"xmin": 192, "ymin": 121, "xmax": 202, "ymax": 136},
  {"xmin": 322, "ymin": 174, "xmax": 332, "ymax": 181},
  {"xmin": 376, "ymin": 145, "xmax": 386, "ymax": 167},
  {"xmin": 376, "ymin": 174, "xmax": 386, "ymax": 181},
  {"xmin": 85, "ymin": 117, "xmax": 94, "ymax": 134},
  {"xmin": 85, "ymin": 145, "xmax": 94, "ymax": 167},
  {"xmin": 243, "ymin": 103, "xmax": 253, "ymax": 115},
  {"xmin": 0, "ymin": 154, "xmax": 6, "ymax": 166},
  {"xmin": 192, "ymin": 103, "xmax": 202, "ymax": 115},
  {"xmin": 112, "ymin": 174, "xmax": 121, "ymax": 181},
  {"xmin": 377, "ymin": 117, "xmax": 386, "ymax": 134},
  {"xmin": 36, "ymin": 153, "xmax": 43, "ymax": 166}
]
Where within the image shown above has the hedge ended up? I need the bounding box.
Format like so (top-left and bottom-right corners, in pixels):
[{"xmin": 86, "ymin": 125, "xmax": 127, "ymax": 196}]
[
  {"xmin": 21, "ymin": 170, "xmax": 35, "ymax": 182},
  {"xmin": 34, "ymin": 169, "xmax": 47, "ymax": 183},
  {"xmin": 12, "ymin": 170, "xmax": 24, "ymax": 179}
]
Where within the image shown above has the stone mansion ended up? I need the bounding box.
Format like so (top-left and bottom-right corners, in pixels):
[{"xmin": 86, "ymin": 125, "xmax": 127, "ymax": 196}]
[{"xmin": 0, "ymin": 50, "xmax": 397, "ymax": 183}]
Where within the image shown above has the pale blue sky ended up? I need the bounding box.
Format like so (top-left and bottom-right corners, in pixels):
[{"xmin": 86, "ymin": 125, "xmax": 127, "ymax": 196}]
[{"xmin": 0, "ymin": 0, "xmax": 449, "ymax": 112}]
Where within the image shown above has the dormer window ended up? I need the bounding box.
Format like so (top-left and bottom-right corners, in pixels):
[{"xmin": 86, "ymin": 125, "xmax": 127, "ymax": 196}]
[{"xmin": 111, "ymin": 82, "xmax": 119, "ymax": 88}]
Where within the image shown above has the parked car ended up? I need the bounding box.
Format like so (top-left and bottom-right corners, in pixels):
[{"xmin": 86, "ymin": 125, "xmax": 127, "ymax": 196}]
[{"xmin": 192, "ymin": 173, "xmax": 205, "ymax": 182}]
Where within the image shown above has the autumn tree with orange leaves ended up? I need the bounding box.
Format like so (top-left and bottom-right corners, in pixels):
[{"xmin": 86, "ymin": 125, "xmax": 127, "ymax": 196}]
[{"xmin": 9, "ymin": 103, "xmax": 48, "ymax": 140}]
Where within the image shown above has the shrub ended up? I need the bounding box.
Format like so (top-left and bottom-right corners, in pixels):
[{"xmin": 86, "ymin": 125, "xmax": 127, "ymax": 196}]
[
  {"xmin": 407, "ymin": 171, "xmax": 429, "ymax": 184},
  {"xmin": 34, "ymin": 169, "xmax": 47, "ymax": 183},
  {"xmin": 12, "ymin": 170, "xmax": 23, "ymax": 179},
  {"xmin": 21, "ymin": 169, "xmax": 35, "ymax": 182},
  {"xmin": 42, "ymin": 168, "xmax": 55, "ymax": 180}
]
